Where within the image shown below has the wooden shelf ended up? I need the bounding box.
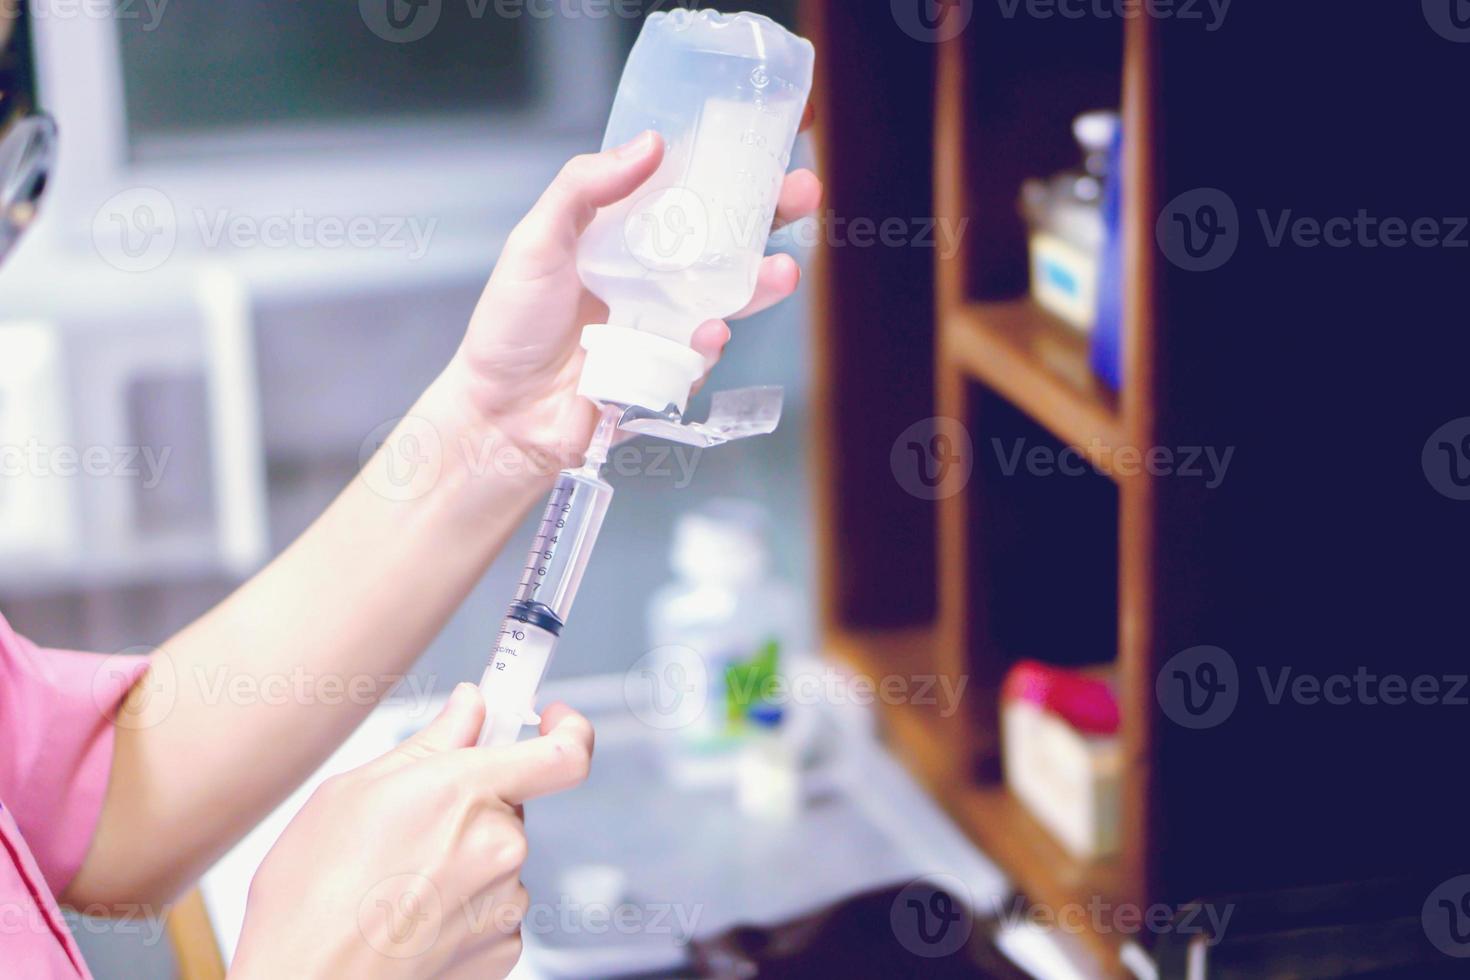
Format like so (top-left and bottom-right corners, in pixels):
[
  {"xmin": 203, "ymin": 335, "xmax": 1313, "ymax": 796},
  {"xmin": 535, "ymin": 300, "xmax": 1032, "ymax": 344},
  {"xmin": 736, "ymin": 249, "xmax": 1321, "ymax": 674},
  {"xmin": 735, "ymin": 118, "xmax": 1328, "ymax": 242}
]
[
  {"xmin": 873, "ymin": 696, "xmax": 1131, "ymax": 976},
  {"xmin": 951, "ymin": 785, "xmax": 1130, "ymax": 977},
  {"xmin": 837, "ymin": 637, "xmax": 1126, "ymax": 916},
  {"xmin": 808, "ymin": 4, "xmax": 1470, "ymax": 973},
  {"xmin": 943, "ymin": 299, "xmax": 1126, "ymax": 472},
  {"xmin": 823, "ymin": 623, "xmax": 948, "ymax": 678},
  {"xmin": 952, "ymin": 784, "xmax": 1128, "ymax": 917}
]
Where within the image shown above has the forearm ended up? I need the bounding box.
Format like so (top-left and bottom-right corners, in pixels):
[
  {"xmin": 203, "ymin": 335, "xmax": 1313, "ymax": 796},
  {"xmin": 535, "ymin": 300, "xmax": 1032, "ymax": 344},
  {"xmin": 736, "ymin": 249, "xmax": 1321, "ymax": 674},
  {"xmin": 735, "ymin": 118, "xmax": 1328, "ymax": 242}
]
[{"xmin": 68, "ymin": 362, "xmax": 555, "ymax": 905}]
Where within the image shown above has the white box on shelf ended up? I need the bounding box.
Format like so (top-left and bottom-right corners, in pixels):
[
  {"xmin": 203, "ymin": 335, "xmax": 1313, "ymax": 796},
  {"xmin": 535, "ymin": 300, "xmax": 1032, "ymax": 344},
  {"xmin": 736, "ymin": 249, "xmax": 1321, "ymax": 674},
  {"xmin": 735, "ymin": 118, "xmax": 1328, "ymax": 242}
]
[{"xmin": 1001, "ymin": 665, "xmax": 1121, "ymax": 860}]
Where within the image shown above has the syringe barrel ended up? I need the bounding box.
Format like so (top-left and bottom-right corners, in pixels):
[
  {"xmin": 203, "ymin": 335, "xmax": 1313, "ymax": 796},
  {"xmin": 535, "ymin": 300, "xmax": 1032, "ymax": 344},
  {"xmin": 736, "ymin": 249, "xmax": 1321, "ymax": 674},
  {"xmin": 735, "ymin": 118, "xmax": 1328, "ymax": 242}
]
[
  {"xmin": 514, "ymin": 469, "xmax": 614, "ymax": 626},
  {"xmin": 477, "ymin": 617, "xmax": 558, "ymax": 747},
  {"xmin": 478, "ymin": 467, "xmax": 614, "ymax": 746}
]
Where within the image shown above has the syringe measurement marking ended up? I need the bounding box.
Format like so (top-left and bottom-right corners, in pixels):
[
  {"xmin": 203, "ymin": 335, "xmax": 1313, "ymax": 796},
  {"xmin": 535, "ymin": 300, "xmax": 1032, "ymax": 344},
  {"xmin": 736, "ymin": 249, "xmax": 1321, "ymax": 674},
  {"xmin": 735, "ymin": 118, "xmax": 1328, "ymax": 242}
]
[
  {"xmin": 492, "ymin": 625, "xmax": 527, "ymax": 671},
  {"xmin": 518, "ymin": 488, "xmax": 574, "ymax": 601}
]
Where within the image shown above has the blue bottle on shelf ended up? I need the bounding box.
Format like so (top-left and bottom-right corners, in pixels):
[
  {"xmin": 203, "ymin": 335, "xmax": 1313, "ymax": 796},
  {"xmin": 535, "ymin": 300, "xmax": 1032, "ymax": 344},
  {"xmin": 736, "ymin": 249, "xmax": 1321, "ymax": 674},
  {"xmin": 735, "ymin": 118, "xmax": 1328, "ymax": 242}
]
[{"xmin": 1091, "ymin": 123, "xmax": 1125, "ymax": 392}]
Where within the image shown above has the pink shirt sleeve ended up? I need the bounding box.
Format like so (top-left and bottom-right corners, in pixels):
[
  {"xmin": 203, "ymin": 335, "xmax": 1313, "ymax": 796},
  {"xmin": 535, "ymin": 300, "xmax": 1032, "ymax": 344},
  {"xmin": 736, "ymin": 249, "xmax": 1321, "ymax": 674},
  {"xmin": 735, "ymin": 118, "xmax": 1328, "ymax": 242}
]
[{"xmin": 0, "ymin": 614, "xmax": 150, "ymax": 897}]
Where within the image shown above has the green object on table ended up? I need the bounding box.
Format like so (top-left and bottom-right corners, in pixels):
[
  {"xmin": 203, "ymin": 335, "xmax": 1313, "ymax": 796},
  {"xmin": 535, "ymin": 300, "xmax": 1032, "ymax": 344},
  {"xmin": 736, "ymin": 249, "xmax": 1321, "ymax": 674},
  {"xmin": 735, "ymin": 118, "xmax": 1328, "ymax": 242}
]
[{"xmin": 724, "ymin": 638, "xmax": 780, "ymax": 726}]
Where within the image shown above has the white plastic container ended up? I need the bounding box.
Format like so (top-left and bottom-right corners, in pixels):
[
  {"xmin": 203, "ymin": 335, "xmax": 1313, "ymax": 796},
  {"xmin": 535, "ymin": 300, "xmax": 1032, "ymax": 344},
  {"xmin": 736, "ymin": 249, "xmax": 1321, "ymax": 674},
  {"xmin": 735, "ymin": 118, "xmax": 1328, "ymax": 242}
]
[
  {"xmin": 576, "ymin": 10, "xmax": 815, "ymax": 415},
  {"xmin": 646, "ymin": 499, "xmax": 799, "ymax": 773}
]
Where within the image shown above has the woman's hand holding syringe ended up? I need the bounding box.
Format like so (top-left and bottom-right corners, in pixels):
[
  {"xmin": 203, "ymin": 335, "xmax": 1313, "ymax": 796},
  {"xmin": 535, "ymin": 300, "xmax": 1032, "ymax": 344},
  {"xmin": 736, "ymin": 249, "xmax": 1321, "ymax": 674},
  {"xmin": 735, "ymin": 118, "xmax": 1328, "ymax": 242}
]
[{"xmin": 86, "ymin": 132, "xmax": 820, "ymax": 961}]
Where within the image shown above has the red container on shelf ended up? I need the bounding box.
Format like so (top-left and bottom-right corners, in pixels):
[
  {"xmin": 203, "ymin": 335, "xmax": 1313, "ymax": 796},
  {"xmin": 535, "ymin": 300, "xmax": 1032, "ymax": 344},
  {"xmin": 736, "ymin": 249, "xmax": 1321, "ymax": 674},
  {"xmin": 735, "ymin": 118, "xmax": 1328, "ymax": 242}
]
[{"xmin": 1001, "ymin": 660, "xmax": 1121, "ymax": 859}]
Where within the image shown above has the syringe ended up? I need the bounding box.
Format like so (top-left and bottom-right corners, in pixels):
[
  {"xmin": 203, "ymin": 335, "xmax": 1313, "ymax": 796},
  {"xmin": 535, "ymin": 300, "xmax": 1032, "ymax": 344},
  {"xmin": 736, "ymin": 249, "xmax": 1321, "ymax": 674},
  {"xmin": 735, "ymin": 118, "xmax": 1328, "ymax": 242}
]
[
  {"xmin": 474, "ymin": 388, "xmax": 784, "ymax": 747},
  {"xmin": 476, "ymin": 407, "xmax": 620, "ymax": 747}
]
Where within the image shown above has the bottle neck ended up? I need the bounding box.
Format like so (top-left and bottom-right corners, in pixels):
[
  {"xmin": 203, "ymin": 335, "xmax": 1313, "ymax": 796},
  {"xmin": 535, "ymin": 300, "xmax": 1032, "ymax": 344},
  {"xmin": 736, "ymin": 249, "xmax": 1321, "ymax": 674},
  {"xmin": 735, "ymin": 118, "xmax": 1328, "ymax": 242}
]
[{"xmin": 606, "ymin": 306, "xmax": 703, "ymax": 347}]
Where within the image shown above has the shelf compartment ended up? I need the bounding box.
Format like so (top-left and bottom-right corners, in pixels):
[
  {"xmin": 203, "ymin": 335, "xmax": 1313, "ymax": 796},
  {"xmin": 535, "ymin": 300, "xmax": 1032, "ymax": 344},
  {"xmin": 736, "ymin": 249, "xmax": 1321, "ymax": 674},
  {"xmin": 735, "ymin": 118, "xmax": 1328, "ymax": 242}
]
[
  {"xmin": 943, "ymin": 300, "xmax": 1125, "ymax": 473},
  {"xmin": 878, "ymin": 702, "xmax": 1131, "ymax": 977}
]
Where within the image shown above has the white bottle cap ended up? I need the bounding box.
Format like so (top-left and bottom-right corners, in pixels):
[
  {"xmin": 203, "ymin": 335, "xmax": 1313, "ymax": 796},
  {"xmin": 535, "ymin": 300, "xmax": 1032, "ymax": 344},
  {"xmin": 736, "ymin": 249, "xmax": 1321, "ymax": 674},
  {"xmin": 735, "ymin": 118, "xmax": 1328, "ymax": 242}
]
[
  {"xmin": 1073, "ymin": 110, "xmax": 1120, "ymax": 152},
  {"xmin": 577, "ymin": 324, "xmax": 707, "ymax": 415},
  {"xmin": 671, "ymin": 499, "xmax": 770, "ymax": 584}
]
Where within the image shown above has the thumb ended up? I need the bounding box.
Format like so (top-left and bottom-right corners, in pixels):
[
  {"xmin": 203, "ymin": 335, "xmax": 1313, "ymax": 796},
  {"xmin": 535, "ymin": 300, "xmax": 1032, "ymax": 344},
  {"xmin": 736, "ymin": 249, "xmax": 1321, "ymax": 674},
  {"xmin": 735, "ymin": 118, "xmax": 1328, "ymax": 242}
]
[
  {"xmin": 372, "ymin": 682, "xmax": 485, "ymax": 773},
  {"xmin": 499, "ymin": 131, "xmax": 665, "ymax": 279}
]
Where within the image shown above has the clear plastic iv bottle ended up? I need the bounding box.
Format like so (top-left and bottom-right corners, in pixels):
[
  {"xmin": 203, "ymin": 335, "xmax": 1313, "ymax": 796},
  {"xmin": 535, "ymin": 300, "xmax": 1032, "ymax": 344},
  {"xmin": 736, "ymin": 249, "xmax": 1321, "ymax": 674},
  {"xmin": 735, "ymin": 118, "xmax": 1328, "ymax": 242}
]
[{"xmin": 576, "ymin": 10, "xmax": 815, "ymax": 415}]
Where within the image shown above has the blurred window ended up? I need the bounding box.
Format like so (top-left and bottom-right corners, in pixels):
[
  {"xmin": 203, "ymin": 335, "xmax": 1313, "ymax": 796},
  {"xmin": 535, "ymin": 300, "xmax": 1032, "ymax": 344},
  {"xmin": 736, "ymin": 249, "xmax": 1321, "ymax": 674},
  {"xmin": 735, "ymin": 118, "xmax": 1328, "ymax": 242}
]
[{"xmin": 115, "ymin": 1, "xmax": 533, "ymax": 145}]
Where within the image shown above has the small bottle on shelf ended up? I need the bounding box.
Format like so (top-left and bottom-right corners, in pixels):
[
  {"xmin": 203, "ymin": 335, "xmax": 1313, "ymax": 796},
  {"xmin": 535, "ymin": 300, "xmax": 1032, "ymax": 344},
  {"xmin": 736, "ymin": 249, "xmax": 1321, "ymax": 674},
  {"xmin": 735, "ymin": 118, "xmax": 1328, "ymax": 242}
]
[{"xmin": 1019, "ymin": 110, "xmax": 1121, "ymax": 333}]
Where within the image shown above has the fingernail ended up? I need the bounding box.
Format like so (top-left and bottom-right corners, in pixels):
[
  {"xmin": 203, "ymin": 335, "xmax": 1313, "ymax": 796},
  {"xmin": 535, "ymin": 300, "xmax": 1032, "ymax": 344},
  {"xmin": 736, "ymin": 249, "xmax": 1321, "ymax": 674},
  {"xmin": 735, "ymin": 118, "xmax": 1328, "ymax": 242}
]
[
  {"xmin": 450, "ymin": 682, "xmax": 476, "ymax": 708},
  {"xmin": 613, "ymin": 130, "xmax": 656, "ymax": 159}
]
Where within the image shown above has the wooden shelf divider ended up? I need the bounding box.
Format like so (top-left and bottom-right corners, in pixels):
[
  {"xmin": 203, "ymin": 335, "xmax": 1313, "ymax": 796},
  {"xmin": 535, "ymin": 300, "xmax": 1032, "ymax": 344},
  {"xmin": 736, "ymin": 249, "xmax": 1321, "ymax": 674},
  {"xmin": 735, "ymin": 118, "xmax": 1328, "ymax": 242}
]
[{"xmin": 942, "ymin": 300, "xmax": 1126, "ymax": 473}]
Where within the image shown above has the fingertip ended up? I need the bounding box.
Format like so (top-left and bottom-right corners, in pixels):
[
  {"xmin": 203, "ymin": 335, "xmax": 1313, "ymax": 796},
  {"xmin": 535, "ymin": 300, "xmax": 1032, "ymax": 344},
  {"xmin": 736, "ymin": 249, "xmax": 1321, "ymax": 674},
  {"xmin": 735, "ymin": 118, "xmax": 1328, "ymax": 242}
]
[
  {"xmin": 612, "ymin": 129, "xmax": 663, "ymax": 162},
  {"xmin": 691, "ymin": 318, "xmax": 732, "ymax": 349},
  {"xmin": 537, "ymin": 701, "xmax": 582, "ymax": 734},
  {"xmin": 377, "ymin": 682, "xmax": 484, "ymax": 767},
  {"xmin": 539, "ymin": 702, "xmax": 595, "ymax": 761},
  {"xmin": 448, "ymin": 681, "xmax": 487, "ymax": 728},
  {"xmin": 541, "ymin": 700, "xmax": 593, "ymax": 733},
  {"xmin": 730, "ymin": 255, "xmax": 803, "ymax": 321},
  {"xmin": 690, "ymin": 319, "xmax": 731, "ymax": 372},
  {"xmin": 768, "ymin": 252, "xmax": 801, "ymax": 292},
  {"xmin": 776, "ymin": 169, "xmax": 824, "ymax": 225},
  {"xmin": 790, "ymin": 169, "xmax": 825, "ymax": 209}
]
